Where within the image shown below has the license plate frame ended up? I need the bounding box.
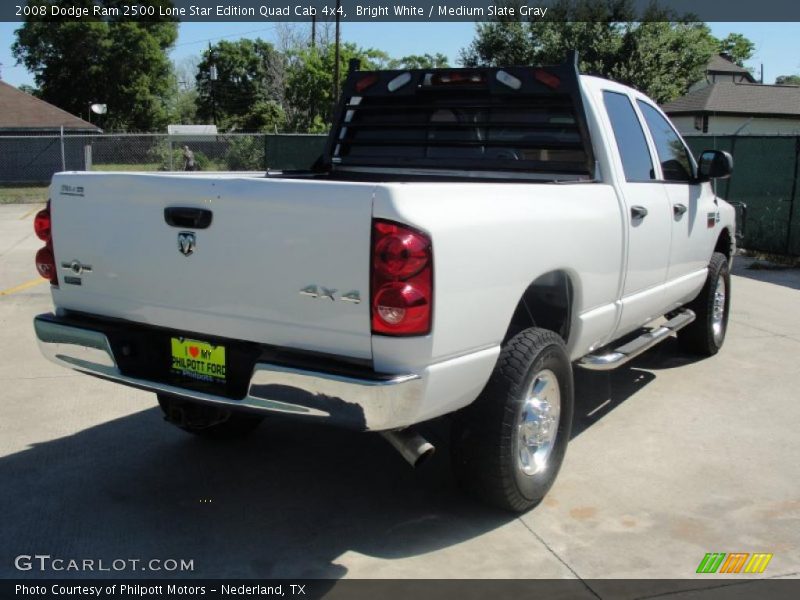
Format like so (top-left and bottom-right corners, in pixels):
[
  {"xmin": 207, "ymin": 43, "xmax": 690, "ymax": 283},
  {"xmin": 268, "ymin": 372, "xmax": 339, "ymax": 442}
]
[{"xmin": 170, "ymin": 337, "xmax": 227, "ymax": 384}]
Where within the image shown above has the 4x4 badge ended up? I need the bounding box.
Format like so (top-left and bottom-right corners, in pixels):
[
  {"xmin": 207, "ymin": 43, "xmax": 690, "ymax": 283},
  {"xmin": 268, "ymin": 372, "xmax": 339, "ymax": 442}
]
[
  {"xmin": 300, "ymin": 285, "xmax": 361, "ymax": 304},
  {"xmin": 178, "ymin": 232, "xmax": 196, "ymax": 256}
]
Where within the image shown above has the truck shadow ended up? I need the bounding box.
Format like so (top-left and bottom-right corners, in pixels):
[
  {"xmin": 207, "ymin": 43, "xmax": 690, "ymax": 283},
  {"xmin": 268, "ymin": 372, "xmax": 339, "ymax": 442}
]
[
  {"xmin": 571, "ymin": 366, "xmax": 655, "ymax": 439},
  {"xmin": 0, "ymin": 405, "xmax": 506, "ymax": 580},
  {"xmin": 571, "ymin": 337, "xmax": 701, "ymax": 438},
  {"xmin": 0, "ymin": 346, "xmax": 691, "ymax": 580}
]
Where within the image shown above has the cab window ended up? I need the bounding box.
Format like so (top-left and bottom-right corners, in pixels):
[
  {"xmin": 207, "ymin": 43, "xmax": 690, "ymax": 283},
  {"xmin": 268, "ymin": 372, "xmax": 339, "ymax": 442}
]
[
  {"xmin": 637, "ymin": 101, "xmax": 694, "ymax": 182},
  {"xmin": 602, "ymin": 91, "xmax": 654, "ymax": 182}
]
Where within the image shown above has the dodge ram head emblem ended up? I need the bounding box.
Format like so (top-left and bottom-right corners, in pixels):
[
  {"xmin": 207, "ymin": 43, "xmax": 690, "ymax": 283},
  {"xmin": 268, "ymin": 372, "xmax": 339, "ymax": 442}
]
[{"xmin": 177, "ymin": 232, "xmax": 196, "ymax": 256}]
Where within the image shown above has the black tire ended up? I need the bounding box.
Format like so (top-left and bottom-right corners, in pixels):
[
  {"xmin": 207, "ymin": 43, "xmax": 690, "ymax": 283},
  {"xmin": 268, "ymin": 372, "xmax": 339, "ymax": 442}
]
[
  {"xmin": 678, "ymin": 252, "xmax": 731, "ymax": 356},
  {"xmin": 451, "ymin": 328, "xmax": 574, "ymax": 513},
  {"xmin": 157, "ymin": 393, "xmax": 264, "ymax": 440}
]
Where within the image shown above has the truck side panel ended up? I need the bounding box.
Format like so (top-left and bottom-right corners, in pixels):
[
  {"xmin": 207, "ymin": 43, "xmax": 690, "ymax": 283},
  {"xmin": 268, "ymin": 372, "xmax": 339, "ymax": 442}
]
[{"xmin": 371, "ymin": 182, "xmax": 624, "ymax": 371}]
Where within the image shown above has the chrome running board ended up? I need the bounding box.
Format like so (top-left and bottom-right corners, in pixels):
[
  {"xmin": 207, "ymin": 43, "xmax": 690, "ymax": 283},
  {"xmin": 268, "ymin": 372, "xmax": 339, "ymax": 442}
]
[{"xmin": 577, "ymin": 309, "xmax": 696, "ymax": 371}]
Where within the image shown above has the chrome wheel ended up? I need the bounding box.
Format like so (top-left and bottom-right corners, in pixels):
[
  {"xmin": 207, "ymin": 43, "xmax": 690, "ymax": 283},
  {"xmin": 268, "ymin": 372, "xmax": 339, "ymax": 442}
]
[
  {"xmin": 451, "ymin": 328, "xmax": 573, "ymax": 512},
  {"xmin": 516, "ymin": 369, "xmax": 561, "ymax": 476},
  {"xmin": 711, "ymin": 275, "xmax": 727, "ymax": 345}
]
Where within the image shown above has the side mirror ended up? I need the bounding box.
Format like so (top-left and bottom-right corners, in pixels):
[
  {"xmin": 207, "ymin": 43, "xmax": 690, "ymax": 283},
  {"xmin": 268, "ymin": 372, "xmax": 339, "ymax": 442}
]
[{"xmin": 697, "ymin": 150, "xmax": 733, "ymax": 182}]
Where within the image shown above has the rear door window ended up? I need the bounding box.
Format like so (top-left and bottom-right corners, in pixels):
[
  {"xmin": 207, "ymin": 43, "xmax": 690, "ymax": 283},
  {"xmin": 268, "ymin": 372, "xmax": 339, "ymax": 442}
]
[{"xmin": 603, "ymin": 91, "xmax": 655, "ymax": 182}]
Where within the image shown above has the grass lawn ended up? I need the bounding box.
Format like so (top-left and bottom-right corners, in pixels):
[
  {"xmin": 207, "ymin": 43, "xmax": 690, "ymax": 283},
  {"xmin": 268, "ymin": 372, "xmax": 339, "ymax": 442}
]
[{"xmin": 0, "ymin": 185, "xmax": 49, "ymax": 205}]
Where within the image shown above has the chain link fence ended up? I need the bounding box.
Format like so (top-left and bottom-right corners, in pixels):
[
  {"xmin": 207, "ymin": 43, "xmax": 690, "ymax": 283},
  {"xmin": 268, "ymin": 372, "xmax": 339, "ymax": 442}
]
[{"xmin": 0, "ymin": 132, "xmax": 327, "ymax": 185}]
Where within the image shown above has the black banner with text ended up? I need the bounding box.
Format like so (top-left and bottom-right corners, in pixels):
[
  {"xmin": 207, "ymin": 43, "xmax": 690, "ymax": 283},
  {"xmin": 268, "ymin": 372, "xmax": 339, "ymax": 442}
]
[
  {"xmin": 3, "ymin": 0, "xmax": 800, "ymax": 22},
  {"xmin": 5, "ymin": 579, "xmax": 800, "ymax": 600}
]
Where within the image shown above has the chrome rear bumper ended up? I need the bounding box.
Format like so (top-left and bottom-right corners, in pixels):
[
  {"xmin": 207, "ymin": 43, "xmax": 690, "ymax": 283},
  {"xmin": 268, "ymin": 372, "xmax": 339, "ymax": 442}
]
[{"xmin": 34, "ymin": 314, "xmax": 423, "ymax": 431}]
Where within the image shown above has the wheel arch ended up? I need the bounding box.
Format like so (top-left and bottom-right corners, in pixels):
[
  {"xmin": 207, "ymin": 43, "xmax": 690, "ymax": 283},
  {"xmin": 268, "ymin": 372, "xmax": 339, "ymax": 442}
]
[
  {"xmin": 715, "ymin": 227, "xmax": 734, "ymax": 263},
  {"xmin": 502, "ymin": 270, "xmax": 578, "ymax": 346}
]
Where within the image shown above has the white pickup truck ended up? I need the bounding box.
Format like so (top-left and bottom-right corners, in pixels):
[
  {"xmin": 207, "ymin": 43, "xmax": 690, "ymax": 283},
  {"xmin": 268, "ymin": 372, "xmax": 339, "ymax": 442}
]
[{"xmin": 33, "ymin": 55, "xmax": 735, "ymax": 512}]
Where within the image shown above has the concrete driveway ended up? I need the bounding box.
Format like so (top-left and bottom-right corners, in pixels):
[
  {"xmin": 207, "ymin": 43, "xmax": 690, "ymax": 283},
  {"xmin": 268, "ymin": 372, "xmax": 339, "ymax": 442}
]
[{"xmin": 1, "ymin": 203, "xmax": 798, "ymax": 590}]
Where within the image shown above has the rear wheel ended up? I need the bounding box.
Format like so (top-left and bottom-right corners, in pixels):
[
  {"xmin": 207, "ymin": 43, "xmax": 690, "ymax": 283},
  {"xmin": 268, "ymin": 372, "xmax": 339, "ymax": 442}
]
[
  {"xmin": 157, "ymin": 393, "xmax": 264, "ymax": 440},
  {"xmin": 451, "ymin": 328, "xmax": 574, "ymax": 513},
  {"xmin": 678, "ymin": 252, "xmax": 730, "ymax": 356}
]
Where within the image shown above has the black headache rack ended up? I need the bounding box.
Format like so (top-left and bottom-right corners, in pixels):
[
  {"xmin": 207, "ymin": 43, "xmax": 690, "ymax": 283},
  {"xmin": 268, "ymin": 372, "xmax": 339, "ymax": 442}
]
[{"xmin": 323, "ymin": 53, "xmax": 596, "ymax": 178}]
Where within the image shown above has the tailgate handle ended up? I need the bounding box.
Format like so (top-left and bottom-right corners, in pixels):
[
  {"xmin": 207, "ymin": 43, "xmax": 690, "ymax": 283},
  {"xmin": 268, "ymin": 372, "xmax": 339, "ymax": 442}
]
[{"xmin": 164, "ymin": 207, "xmax": 213, "ymax": 229}]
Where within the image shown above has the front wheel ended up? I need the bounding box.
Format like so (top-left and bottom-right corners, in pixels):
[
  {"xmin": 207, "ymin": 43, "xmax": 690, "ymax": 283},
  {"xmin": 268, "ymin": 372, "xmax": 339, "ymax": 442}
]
[
  {"xmin": 451, "ymin": 328, "xmax": 574, "ymax": 513},
  {"xmin": 678, "ymin": 252, "xmax": 731, "ymax": 356}
]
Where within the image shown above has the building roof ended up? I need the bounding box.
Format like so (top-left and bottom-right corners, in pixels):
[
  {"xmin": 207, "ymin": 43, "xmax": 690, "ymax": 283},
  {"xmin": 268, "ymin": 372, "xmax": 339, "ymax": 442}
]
[
  {"xmin": 662, "ymin": 82, "xmax": 800, "ymax": 117},
  {"xmin": 0, "ymin": 81, "xmax": 99, "ymax": 131},
  {"xmin": 706, "ymin": 54, "xmax": 753, "ymax": 76}
]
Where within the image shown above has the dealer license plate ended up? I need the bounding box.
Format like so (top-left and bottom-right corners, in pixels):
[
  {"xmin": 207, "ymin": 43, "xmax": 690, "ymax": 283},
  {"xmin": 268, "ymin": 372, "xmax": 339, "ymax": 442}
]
[{"xmin": 170, "ymin": 337, "xmax": 226, "ymax": 383}]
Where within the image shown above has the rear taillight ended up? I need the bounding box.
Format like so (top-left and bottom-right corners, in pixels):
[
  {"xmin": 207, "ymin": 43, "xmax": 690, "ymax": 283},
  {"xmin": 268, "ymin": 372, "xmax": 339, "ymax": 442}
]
[
  {"xmin": 34, "ymin": 206, "xmax": 51, "ymax": 241},
  {"xmin": 371, "ymin": 219, "xmax": 432, "ymax": 336},
  {"xmin": 35, "ymin": 244, "xmax": 56, "ymax": 282},
  {"xmin": 34, "ymin": 201, "xmax": 57, "ymax": 285}
]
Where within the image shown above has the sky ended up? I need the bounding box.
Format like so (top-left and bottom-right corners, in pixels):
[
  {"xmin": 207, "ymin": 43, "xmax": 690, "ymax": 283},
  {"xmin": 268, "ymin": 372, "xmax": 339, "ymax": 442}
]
[{"xmin": 1, "ymin": 21, "xmax": 799, "ymax": 88}]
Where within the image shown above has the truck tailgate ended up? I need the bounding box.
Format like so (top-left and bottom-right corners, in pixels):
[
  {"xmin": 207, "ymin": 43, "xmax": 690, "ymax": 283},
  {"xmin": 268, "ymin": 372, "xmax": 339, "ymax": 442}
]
[{"xmin": 49, "ymin": 173, "xmax": 375, "ymax": 360}]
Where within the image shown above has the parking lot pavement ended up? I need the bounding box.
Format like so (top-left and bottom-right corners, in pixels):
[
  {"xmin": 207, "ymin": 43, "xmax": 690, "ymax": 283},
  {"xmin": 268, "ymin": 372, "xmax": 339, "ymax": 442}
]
[
  {"xmin": 0, "ymin": 202, "xmax": 47, "ymax": 293},
  {"xmin": 1, "ymin": 203, "xmax": 798, "ymax": 588}
]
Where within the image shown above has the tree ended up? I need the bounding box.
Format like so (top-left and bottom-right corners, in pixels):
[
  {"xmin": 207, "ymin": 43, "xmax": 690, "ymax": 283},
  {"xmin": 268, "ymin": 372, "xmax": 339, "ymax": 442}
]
[
  {"xmin": 461, "ymin": 0, "xmax": 632, "ymax": 68},
  {"xmin": 195, "ymin": 38, "xmax": 286, "ymax": 132},
  {"xmin": 610, "ymin": 21, "xmax": 719, "ymax": 104},
  {"xmin": 168, "ymin": 56, "xmax": 200, "ymax": 125},
  {"xmin": 388, "ymin": 53, "xmax": 450, "ymax": 69},
  {"xmin": 460, "ymin": 20, "xmax": 536, "ymax": 67},
  {"xmin": 459, "ymin": 0, "xmax": 742, "ymax": 104},
  {"xmin": 102, "ymin": 19, "xmax": 178, "ymax": 130},
  {"xmin": 174, "ymin": 55, "xmax": 201, "ymax": 91},
  {"xmin": 13, "ymin": 1, "xmax": 178, "ymax": 131},
  {"xmin": 776, "ymin": 74, "xmax": 800, "ymax": 85},
  {"xmin": 169, "ymin": 86, "xmax": 199, "ymax": 125},
  {"xmin": 17, "ymin": 84, "xmax": 41, "ymax": 97},
  {"xmin": 285, "ymin": 42, "xmax": 391, "ymax": 133},
  {"xmin": 717, "ymin": 33, "xmax": 755, "ymax": 67}
]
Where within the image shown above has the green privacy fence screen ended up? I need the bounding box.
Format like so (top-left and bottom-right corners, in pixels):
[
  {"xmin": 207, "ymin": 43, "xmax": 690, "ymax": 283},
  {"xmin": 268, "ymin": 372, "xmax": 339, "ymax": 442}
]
[
  {"xmin": 265, "ymin": 134, "xmax": 327, "ymax": 172},
  {"xmin": 684, "ymin": 135, "xmax": 800, "ymax": 257}
]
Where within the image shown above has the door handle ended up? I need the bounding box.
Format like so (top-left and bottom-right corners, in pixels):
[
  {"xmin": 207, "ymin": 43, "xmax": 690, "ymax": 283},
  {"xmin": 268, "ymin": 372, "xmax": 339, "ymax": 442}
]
[
  {"xmin": 673, "ymin": 203, "xmax": 688, "ymax": 217},
  {"xmin": 164, "ymin": 207, "xmax": 213, "ymax": 229},
  {"xmin": 630, "ymin": 205, "xmax": 648, "ymax": 220}
]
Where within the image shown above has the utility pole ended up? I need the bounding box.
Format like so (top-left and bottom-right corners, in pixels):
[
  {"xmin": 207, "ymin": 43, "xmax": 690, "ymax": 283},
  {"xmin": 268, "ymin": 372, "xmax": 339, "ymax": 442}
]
[
  {"xmin": 332, "ymin": 0, "xmax": 341, "ymax": 112},
  {"xmin": 311, "ymin": 15, "xmax": 316, "ymax": 49},
  {"xmin": 209, "ymin": 42, "xmax": 218, "ymax": 127}
]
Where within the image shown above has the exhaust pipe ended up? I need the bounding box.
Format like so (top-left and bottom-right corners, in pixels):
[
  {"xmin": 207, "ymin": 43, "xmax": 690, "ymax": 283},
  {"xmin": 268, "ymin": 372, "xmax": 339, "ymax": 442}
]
[{"xmin": 381, "ymin": 429, "xmax": 435, "ymax": 468}]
